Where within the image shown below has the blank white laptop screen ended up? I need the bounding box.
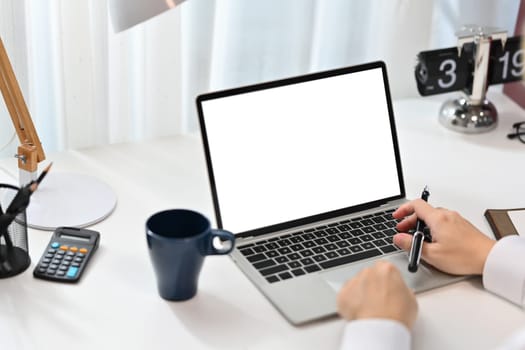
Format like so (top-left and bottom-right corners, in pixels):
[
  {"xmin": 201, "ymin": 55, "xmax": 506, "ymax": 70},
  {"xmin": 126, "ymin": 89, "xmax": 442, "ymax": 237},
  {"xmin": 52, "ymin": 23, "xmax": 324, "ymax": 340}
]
[{"xmin": 200, "ymin": 66, "xmax": 401, "ymax": 234}]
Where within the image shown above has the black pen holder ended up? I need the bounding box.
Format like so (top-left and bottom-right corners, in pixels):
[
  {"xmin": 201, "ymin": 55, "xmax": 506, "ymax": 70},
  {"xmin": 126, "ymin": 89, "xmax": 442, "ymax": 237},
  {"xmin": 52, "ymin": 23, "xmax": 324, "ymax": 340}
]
[{"xmin": 0, "ymin": 184, "xmax": 30, "ymax": 278}]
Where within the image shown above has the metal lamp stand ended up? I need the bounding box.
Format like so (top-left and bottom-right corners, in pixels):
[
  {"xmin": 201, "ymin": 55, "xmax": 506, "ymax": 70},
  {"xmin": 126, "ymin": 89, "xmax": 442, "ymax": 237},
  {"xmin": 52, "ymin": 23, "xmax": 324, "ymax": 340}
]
[{"xmin": 439, "ymin": 26, "xmax": 507, "ymax": 133}]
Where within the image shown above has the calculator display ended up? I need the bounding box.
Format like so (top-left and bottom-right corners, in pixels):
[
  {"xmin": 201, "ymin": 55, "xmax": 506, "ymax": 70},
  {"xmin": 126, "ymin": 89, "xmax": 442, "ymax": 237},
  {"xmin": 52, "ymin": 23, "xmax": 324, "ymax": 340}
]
[{"xmin": 60, "ymin": 234, "xmax": 91, "ymax": 242}]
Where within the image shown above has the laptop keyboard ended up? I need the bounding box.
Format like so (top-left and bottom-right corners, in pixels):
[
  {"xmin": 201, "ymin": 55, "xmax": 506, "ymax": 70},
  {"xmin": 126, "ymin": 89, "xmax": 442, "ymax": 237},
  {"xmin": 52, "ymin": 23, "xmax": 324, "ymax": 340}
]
[{"xmin": 238, "ymin": 209, "xmax": 401, "ymax": 283}]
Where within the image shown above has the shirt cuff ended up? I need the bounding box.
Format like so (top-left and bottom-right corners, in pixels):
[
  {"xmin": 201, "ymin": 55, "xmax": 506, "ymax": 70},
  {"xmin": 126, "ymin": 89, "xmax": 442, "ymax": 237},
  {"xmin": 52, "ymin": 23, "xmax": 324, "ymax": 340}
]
[
  {"xmin": 340, "ymin": 319, "xmax": 411, "ymax": 350},
  {"xmin": 483, "ymin": 235, "xmax": 525, "ymax": 306}
]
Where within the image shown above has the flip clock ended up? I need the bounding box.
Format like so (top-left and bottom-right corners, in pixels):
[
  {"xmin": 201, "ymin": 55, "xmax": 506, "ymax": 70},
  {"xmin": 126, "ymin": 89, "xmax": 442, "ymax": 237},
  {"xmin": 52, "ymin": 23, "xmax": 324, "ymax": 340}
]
[{"xmin": 415, "ymin": 25, "xmax": 523, "ymax": 133}]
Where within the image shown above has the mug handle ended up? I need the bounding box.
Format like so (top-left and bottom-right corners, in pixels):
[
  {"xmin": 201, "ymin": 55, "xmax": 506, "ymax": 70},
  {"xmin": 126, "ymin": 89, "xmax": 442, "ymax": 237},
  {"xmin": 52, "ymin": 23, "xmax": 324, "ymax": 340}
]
[{"xmin": 207, "ymin": 229, "xmax": 236, "ymax": 255}]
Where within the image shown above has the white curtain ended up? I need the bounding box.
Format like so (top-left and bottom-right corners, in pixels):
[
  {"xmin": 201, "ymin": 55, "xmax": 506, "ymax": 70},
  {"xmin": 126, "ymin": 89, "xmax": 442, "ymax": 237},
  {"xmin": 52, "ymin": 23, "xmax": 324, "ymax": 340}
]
[{"xmin": 0, "ymin": 0, "xmax": 520, "ymax": 159}]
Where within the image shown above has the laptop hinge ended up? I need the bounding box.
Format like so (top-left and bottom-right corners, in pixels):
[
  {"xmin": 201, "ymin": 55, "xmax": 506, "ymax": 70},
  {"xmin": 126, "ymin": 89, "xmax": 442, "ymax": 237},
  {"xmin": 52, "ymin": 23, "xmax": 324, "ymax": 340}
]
[{"xmin": 236, "ymin": 235, "xmax": 265, "ymax": 247}]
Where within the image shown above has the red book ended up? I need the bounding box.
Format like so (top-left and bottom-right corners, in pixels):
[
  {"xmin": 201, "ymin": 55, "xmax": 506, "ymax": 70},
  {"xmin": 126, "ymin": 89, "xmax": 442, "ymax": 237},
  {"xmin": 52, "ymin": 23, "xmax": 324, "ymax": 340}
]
[{"xmin": 503, "ymin": 0, "xmax": 525, "ymax": 108}]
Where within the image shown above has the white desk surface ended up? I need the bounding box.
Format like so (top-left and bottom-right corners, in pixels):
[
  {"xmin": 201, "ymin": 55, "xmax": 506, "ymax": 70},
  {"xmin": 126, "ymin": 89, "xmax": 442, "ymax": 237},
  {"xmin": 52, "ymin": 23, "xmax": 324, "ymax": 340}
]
[{"xmin": 0, "ymin": 92, "xmax": 524, "ymax": 350}]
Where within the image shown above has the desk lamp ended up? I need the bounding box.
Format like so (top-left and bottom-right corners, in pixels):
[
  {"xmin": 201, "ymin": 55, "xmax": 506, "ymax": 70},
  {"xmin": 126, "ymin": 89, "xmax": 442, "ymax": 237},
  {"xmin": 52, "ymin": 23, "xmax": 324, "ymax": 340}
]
[
  {"xmin": 0, "ymin": 36, "xmax": 117, "ymax": 230},
  {"xmin": 108, "ymin": 0, "xmax": 188, "ymax": 32}
]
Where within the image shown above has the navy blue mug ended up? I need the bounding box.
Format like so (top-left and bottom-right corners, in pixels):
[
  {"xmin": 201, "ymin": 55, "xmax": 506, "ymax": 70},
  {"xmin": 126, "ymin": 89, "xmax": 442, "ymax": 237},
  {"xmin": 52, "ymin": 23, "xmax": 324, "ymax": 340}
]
[{"xmin": 146, "ymin": 209, "xmax": 235, "ymax": 301}]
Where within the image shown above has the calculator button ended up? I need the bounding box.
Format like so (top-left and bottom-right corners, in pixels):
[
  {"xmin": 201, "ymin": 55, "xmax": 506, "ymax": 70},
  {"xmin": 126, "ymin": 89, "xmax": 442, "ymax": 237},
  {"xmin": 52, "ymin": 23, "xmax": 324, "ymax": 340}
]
[
  {"xmin": 77, "ymin": 252, "xmax": 86, "ymax": 258},
  {"xmin": 72, "ymin": 263, "xmax": 80, "ymax": 267},
  {"xmin": 38, "ymin": 267, "xmax": 46, "ymax": 273},
  {"xmin": 43, "ymin": 258, "xmax": 51, "ymax": 263},
  {"xmin": 51, "ymin": 242, "xmax": 60, "ymax": 249},
  {"xmin": 66, "ymin": 252, "xmax": 75, "ymax": 257},
  {"xmin": 52, "ymin": 259, "xmax": 62, "ymax": 264},
  {"xmin": 59, "ymin": 245, "xmax": 68, "ymax": 251},
  {"xmin": 74, "ymin": 257, "xmax": 83, "ymax": 263},
  {"xmin": 56, "ymin": 250, "xmax": 65, "ymax": 255},
  {"xmin": 50, "ymin": 264, "xmax": 59, "ymax": 270},
  {"xmin": 45, "ymin": 253, "xmax": 54, "ymax": 259},
  {"xmin": 57, "ymin": 271, "xmax": 66, "ymax": 276},
  {"xmin": 79, "ymin": 248, "xmax": 88, "ymax": 254},
  {"xmin": 58, "ymin": 265, "xmax": 68, "ymax": 271},
  {"xmin": 62, "ymin": 261, "xmax": 70, "ymax": 266},
  {"xmin": 40, "ymin": 263, "xmax": 49, "ymax": 268},
  {"xmin": 64, "ymin": 256, "xmax": 73, "ymax": 261},
  {"xmin": 66, "ymin": 267, "xmax": 79, "ymax": 278},
  {"xmin": 70, "ymin": 247, "xmax": 78, "ymax": 253},
  {"xmin": 46, "ymin": 269, "xmax": 56, "ymax": 275},
  {"xmin": 47, "ymin": 249, "xmax": 57, "ymax": 254}
]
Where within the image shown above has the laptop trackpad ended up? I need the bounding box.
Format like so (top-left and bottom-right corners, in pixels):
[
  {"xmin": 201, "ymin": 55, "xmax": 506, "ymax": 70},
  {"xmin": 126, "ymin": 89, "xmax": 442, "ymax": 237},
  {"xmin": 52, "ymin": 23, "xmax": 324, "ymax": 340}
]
[{"xmin": 322, "ymin": 253, "xmax": 434, "ymax": 293}]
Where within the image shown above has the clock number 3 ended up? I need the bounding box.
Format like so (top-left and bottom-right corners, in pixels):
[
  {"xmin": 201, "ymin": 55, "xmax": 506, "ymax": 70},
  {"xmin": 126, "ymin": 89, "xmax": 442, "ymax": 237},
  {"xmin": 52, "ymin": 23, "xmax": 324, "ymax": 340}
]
[{"xmin": 438, "ymin": 59, "xmax": 457, "ymax": 88}]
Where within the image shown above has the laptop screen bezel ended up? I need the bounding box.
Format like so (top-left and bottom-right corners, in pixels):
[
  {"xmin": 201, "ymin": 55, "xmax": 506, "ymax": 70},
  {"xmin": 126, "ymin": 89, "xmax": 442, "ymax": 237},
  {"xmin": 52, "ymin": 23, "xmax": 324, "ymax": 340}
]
[{"xmin": 196, "ymin": 61, "xmax": 406, "ymax": 238}]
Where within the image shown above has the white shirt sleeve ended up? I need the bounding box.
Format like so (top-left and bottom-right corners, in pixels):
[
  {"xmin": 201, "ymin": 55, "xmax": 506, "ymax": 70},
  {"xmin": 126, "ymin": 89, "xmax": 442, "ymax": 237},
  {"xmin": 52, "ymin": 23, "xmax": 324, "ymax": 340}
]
[
  {"xmin": 339, "ymin": 319, "xmax": 410, "ymax": 350},
  {"xmin": 482, "ymin": 235, "xmax": 525, "ymax": 306}
]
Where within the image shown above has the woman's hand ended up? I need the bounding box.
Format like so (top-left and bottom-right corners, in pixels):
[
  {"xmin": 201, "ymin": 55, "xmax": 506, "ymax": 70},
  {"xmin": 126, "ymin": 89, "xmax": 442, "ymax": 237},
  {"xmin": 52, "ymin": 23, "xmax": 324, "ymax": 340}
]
[
  {"xmin": 392, "ymin": 199, "xmax": 496, "ymax": 275},
  {"xmin": 337, "ymin": 260, "xmax": 418, "ymax": 330}
]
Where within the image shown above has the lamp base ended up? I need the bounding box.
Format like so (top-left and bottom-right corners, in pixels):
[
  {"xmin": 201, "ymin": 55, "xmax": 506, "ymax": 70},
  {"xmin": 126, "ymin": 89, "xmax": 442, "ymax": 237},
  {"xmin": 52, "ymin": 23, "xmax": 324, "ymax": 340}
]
[
  {"xmin": 439, "ymin": 98, "xmax": 497, "ymax": 133},
  {"xmin": 25, "ymin": 172, "xmax": 117, "ymax": 231}
]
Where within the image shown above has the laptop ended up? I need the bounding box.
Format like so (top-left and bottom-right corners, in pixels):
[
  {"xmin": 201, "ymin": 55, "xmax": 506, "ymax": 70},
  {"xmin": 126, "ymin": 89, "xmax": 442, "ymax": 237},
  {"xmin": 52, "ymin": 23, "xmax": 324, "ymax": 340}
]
[{"xmin": 196, "ymin": 61, "xmax": 463, "ymax": 325}]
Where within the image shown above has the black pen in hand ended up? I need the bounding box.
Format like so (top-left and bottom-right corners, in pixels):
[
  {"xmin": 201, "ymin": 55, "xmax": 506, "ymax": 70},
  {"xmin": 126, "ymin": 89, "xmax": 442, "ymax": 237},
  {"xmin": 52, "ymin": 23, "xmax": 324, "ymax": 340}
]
[{"xmin": 408, "ymin": 185, "xmax": 430, "ymax": 273}]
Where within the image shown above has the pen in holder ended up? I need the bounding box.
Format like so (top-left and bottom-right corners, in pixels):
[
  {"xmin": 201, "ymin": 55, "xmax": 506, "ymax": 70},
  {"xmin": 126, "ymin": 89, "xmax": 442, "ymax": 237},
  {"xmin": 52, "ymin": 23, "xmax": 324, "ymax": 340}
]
[
  {"xmin": 439, "ymin": 25, "xmax": 508, "ymax": 133},
  {"xmin": 0, "ymin": 183, "xmax": 31, "ymax": 278}
]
